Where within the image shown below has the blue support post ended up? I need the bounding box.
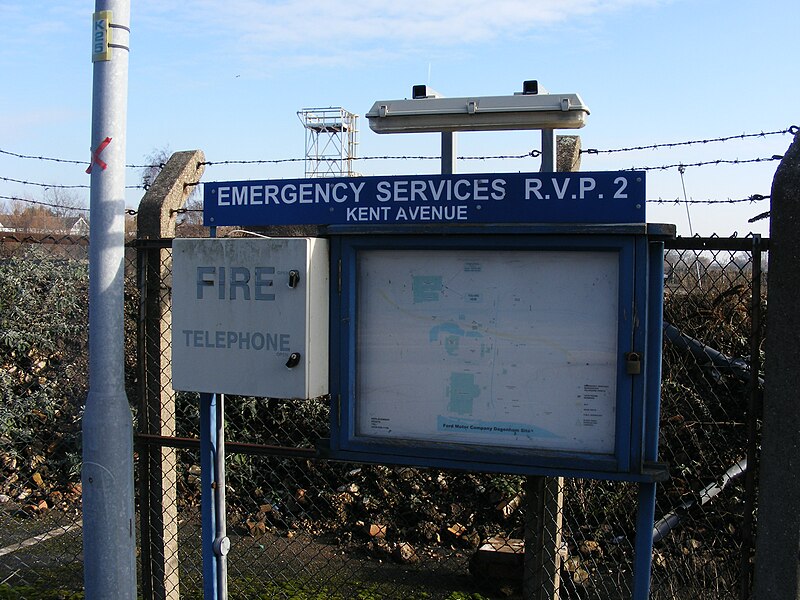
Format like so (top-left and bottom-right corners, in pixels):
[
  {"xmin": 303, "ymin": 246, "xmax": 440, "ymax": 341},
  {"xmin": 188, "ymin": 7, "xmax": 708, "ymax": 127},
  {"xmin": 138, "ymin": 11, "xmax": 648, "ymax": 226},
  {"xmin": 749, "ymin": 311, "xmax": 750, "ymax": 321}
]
[
  {"xmin": 214, "ymin": 395, "xmax": 229, "ymax": 598},
  {"xmin": 633, "ymin": 483, "xmax": 658, "ymax": 599},
  {"xmin": 632, "ymin": 240, "xmax": 666, "ymax": 599},
  {"xmin": 200, "ymin": 393, "xmax": 218, "ymax": 600}
]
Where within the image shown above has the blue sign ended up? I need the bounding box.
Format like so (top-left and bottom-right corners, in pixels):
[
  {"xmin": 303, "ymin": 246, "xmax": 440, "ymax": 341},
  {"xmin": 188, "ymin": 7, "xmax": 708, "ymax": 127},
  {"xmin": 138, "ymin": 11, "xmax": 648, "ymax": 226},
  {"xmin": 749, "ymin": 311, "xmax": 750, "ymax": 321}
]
[{"xmin": 203, "ymin": 171, "xmax": 645, "ymax": 227}]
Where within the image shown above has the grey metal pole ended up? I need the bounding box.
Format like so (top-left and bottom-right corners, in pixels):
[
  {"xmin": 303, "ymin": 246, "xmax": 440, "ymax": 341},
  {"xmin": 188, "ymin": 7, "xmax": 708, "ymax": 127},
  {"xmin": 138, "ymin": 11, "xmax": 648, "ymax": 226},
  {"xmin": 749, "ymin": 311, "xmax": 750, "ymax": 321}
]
[
  {"xmin": 441, "ymin": 132, "xmax": 457, "ymax": 174},
  {"xmin": 83, "ymin": 2, "xmax": 137, "ymax": 598},
  {"xmin": 540, "ymin": 130, "xmax": 556, "ymax": 172}
]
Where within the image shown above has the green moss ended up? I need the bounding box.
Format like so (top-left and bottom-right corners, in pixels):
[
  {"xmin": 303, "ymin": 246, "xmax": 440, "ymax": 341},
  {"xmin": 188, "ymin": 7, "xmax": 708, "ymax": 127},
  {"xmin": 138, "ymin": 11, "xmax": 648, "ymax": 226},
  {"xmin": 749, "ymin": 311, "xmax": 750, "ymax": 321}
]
[
  {"xmin": 0, "ymin": 585, "xmax": 84, "ymax": 600},
  {"xmin": 0, "ymin": 576, "xmax": 489, "ymax": 600},
  {"xmin": 177, "ymin": 576, "xmax": 490, "ymax": 600}
]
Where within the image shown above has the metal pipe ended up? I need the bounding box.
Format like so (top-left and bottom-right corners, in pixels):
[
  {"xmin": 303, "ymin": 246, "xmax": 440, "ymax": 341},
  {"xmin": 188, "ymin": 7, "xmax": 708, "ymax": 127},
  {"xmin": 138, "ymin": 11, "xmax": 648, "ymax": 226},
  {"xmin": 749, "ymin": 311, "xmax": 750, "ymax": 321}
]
[
  {"xmin": 652, "ymin": 458, "xmax": 747, "ymax": 544},
  {"xmin": 663, "ymin": 322, "xmax": 763, "ymax": 386},
  {"xmin": 214, "ymin": 395, "xmax": 229, "ymax": 599},
  {"xmin": 134, "ymin": 433, "xmax": 318, "ymax": 459},
  {"xmin": 82, "ymin": 2, "xmax": 136, "ymax": 597}
]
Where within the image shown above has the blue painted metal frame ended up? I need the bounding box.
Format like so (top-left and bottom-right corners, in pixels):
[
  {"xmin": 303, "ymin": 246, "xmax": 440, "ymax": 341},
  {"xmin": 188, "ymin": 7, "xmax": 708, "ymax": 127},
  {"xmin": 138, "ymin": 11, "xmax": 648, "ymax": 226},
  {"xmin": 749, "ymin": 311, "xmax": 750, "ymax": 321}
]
[
  {"xmin": 631, "ymin": 240, "xmax": 667, "ymax": 599},
  {"xmin": 199, "ymin": 226, "xmax": 223, "ymax": 600},
  {"xmin": 327, "ymin": 229, "xmax": 664, "ymax": 482},
  {"xmin": 200, "ymin": 393, "xmax": 218, "ymax": 600}
]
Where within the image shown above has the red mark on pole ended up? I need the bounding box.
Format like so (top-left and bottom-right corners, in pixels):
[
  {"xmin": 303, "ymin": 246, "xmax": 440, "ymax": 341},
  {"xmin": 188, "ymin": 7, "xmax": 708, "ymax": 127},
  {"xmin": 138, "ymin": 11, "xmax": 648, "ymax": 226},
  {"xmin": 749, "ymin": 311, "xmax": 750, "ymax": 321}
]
[{"xmin": 86, "ymin": 137, "xmax": 112, "ymax": 173}]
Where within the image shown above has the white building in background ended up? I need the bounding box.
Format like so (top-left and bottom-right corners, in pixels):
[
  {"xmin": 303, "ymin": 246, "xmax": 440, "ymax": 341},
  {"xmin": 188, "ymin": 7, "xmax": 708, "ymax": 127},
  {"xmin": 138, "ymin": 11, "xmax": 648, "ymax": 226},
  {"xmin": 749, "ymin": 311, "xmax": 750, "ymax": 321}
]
[{"xmin": 0, "ymin": 214, "xmax": 89, "ymax": 236}]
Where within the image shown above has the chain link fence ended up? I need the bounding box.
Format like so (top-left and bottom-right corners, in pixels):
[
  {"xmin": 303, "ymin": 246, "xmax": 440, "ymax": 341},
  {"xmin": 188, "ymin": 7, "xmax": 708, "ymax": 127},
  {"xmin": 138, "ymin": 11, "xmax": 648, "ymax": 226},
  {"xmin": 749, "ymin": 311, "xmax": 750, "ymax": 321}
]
[
  {"xmin": 0, "ymin": 232, "xmax": 765, "ymax": 599},
  {"xmin": 0, "ymin": 234, "xmax": 100, "ymax": 597}
]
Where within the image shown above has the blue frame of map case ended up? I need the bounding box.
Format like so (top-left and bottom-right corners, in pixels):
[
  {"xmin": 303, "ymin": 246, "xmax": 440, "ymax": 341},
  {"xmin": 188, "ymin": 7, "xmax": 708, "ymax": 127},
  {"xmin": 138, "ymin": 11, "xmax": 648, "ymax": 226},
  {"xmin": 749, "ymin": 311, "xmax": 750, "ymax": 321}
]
[{"xmin": 325, "ymin": 230, "xmax": 666, "ymax": 483}]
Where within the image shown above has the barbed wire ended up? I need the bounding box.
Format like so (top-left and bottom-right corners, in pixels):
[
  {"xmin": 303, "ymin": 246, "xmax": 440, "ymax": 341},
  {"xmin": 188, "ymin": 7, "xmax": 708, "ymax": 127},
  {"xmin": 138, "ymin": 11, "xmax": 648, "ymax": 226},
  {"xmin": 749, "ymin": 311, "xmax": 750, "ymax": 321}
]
[
  {"xmin": 648, "ymin": 194, "xmax": 769, "ymax": 205},
  {"xmin": 0, "ymin": 148, "xmax": 156, "ymax": 169},
  {"xmin": 0, "ymin": 194, "xmax": 90, "ymax": 212},
  {"xmin": 174, "ymin": 194, "xmax": 770, "ymax": 209},
  {"xmin": 198, "ymin": 151, "xmax": 542, "ymax": 167},
  {"xmin": 199, "ymin": 157, "xmax": 305, "ymax": 166},
  {"xmin": 1, "ymin": 190, "xmax": 770, "ymax": 218},
  {"xmin": 0, "ymin": 193, "xmax": 140, "ymax": 216},
  {"xmin": 201, "ymin": 152, "xmax": 782, "ymax": 171},
  {"xmin": 1, "ymin": 148, "xmax": 543, "ymax": 168},
  {"xmin": 0, "ymin": 149, "xmax": 87, "ymax": 166},
  {"xmin": 1, "ymin": 175, "xmax": 144, "ymax": 190},
  {"xmin": 1, "ymin": 175, "xmax": 89, "ymax": 189},
  {"xmin": 0, "ymin": 154, "xmax": 784, "ymax": 190},
  {"xmin": 350, "ymin": 151, "xmax": 543, "ymax": 161},
  {"xmin": 1, "ymin": 125, "xmax": 793, "ymax": 212},
  {"xmin": 2, "ymin": 125, "xmax": 794, "ymax": 169},
  {"xmin": 623, "ymin": 156, "xmax": 784, "ymax": 172},
  {"xmin": 582, "ymin": 126, "xmax": 797, "ymax": 155}
]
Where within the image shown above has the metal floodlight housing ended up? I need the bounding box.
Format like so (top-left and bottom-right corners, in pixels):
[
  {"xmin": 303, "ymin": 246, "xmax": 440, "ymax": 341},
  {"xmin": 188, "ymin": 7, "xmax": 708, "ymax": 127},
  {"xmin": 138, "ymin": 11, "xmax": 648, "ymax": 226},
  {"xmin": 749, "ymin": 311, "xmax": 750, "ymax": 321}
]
[
  {"xmin": 411, "ymin": 85, "xmax": 442, "ymax": 99},
  {"xmin": 367, "ymin": 84, "xmax": 589, "ymax": 134}
]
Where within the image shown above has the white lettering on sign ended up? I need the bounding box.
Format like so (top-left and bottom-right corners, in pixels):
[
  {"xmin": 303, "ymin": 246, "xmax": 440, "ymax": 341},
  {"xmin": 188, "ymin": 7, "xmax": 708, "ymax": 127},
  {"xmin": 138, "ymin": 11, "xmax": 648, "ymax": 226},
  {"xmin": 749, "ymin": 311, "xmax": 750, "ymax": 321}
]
[
  {"xmin": 347, "ymin": 206, "xmax": 392, "ymax": 221},
  {"xmin": 395, "ymin": 205, "xmax": 468, "ymax": 222},
  {"xmin": 346, "ymin": 205, "xmax": 468, "ymax": 222},
  {"xmin": 171, "ymin": 237, "xmax": 330, "ymax": 399},
  {"xmin": 524, "ymin": 177, "xmax": 610, "ymax": 201},
  {"xmin": 181, "ymin": 329, "xmax": 291, "ymax": 352},
  {"xmin": 196, "ymin": 266, "xmax": 275, "ymax": 300},
  {"xmin": 374, "ymin": 178, "xmax": 506, "ymax": 203},
  {"xmin": 217, "ymin": 181, "xmax": 366, "ymax": 206}
]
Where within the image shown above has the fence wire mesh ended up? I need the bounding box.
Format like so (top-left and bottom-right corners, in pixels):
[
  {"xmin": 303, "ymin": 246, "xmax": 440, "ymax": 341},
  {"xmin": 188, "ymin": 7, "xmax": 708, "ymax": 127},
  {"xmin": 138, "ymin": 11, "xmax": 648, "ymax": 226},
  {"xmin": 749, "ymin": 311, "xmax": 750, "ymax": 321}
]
[
  {"xmin": 0, "ymin": 233, "xmax": 765, "ymax": 599},
  {"xmin": 0, "ymin": 234, "xmax": 126, "ymax": 597}
]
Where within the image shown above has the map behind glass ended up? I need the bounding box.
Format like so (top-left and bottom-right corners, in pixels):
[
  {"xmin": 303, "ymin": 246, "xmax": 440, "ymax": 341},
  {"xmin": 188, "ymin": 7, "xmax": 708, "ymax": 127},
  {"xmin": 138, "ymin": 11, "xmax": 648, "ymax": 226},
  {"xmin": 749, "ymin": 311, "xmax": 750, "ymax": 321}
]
[{"xmin": 355, "ymin": 249, "xmax": 620, "ymax": 455}]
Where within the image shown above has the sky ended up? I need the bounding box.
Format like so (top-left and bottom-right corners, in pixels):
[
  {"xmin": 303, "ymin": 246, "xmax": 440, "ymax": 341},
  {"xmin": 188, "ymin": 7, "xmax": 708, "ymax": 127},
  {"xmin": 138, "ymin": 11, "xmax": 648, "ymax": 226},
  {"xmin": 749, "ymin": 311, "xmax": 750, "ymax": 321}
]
[{"xmin": 0, "ymin": 0, "xmax": 797, "ymax": 237}]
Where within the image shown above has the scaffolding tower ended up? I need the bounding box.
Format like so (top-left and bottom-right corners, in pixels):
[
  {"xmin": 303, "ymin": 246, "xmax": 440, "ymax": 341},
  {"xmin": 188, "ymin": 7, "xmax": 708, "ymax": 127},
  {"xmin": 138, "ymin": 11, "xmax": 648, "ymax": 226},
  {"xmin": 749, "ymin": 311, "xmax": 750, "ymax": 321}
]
[{"xmin": 298, "ymin": 107, "xmax": 359, "ymax": 178}]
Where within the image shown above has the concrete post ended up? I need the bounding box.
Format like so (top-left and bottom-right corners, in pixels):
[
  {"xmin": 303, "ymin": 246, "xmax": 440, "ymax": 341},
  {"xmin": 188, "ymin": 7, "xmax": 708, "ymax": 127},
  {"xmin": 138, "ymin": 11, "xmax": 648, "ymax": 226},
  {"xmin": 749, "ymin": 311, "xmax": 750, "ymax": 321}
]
[
  {"xmin": 753, "ymin": 131, "xmax": 800, "ymax": 599},
  {"xmin": 137, "ymin": 150, "xmax": 205, "ymax": 600},
  {"xmin": 556, "ymin": 136, "xmax": 582, "ymax": 172},
  {"xmin": 522, "ymin": 135, "xmax": 581, "ymax": 600},
  {"xmin": 137, "ymin": 151, "xmax": 205, "ymax": 240},
  {"xmin": 523, "ymin": 476, "xmax": 564, "ymax": 600}
]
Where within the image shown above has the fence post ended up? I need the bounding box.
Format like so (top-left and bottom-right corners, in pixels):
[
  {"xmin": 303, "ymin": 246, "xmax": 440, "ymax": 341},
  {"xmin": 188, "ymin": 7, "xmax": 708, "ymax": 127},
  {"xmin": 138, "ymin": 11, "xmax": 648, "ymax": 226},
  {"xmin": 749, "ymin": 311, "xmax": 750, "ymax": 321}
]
[
  {"xmin": 523, "ymin": 476, "xmax": 564, "ymax": 600},
  {"xmin": 522, "ymin": 135, "xmax": 581, "ymax": 600},
  {"xmin": 753, "ymin": 130, "xmax": 800, "ymax": 599},
  {"xmin": 137, "ymin": 150, "xmax": 205, "ymax": 600},
  {"xmin": 740, "ymin": 235, "xmax": 763, "ymax": 600},
  {"xmin": 556, "ymin": 135, "xmax": 581, "ymax": 173}
]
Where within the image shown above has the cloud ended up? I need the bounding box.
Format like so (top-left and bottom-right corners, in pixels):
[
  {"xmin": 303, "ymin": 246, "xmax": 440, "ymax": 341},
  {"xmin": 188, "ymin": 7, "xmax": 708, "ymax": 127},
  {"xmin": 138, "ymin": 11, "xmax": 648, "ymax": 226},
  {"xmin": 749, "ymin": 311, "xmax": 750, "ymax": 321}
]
[
  {"xmin": 0, "ymin": 3, "xmax": 86, "ymax": 64},
  {"xmin": 0, "ymin": 108, "xmax": 81, "ymax": 141},
  {"xmin": 138, "ymin": 0, "xmax": 664, "ymax": 66}
]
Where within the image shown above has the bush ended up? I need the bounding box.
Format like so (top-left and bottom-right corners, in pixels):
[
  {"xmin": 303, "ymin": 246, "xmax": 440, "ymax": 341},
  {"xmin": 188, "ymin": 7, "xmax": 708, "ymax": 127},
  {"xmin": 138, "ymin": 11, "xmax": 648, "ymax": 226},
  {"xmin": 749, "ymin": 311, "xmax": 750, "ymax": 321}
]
[{"xmin": 0, "ymin": 246, "xmax": 89, "ymax": 502}]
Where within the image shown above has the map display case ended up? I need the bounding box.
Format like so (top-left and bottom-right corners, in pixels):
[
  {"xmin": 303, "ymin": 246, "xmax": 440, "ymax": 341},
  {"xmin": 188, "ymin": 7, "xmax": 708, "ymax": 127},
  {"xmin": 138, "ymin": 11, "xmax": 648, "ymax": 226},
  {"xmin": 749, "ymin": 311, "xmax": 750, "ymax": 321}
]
[{"xmin": 326, "ymin": 230, "xmax": 666, "ymax": 482}]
